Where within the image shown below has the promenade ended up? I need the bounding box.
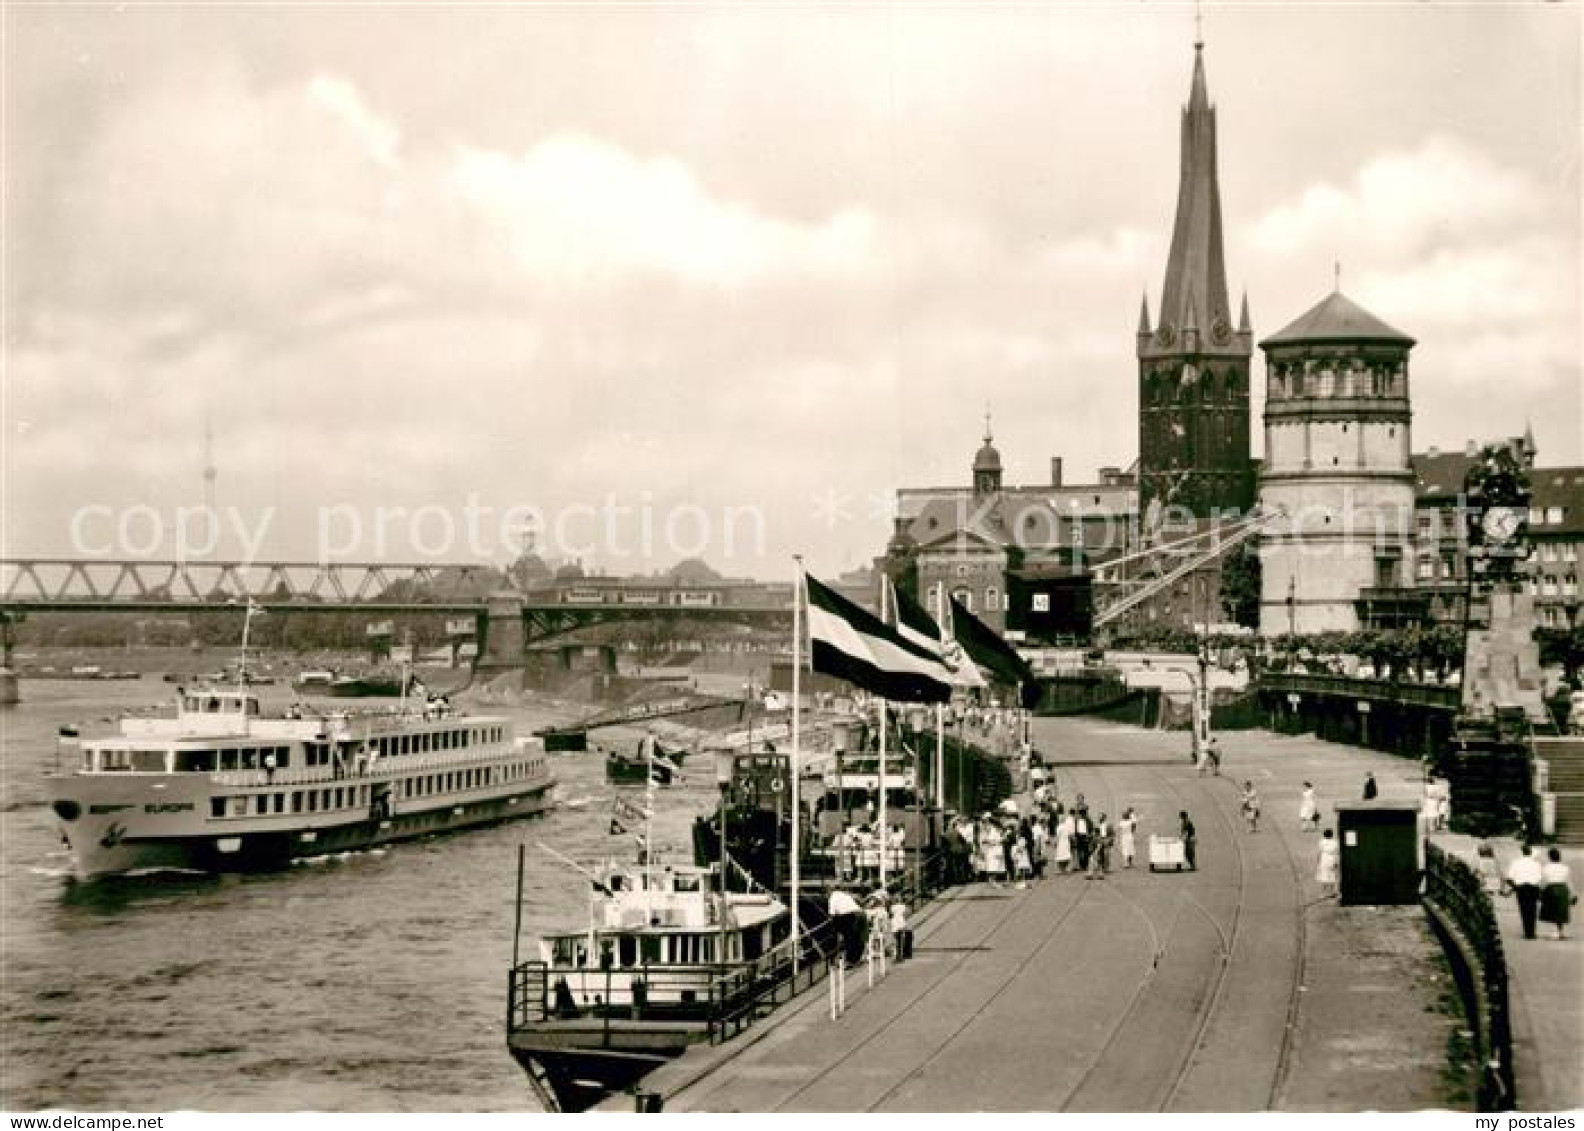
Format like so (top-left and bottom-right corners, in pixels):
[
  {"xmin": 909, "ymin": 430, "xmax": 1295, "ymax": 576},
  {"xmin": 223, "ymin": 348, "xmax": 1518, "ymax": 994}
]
[{"xmin": 620, "ymin": 718, "xmax": 1501, "ymax": 1112}]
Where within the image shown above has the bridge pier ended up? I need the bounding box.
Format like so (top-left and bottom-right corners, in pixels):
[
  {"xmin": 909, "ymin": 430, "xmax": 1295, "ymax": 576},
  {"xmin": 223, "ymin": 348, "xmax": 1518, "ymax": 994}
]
[
  {"xmin": 0, "ymin": 611, "xmax": 18, "ymax": 706},
  {"xmin": 473, "ymin": 593, "xmax": 527, "ymax": 679}
]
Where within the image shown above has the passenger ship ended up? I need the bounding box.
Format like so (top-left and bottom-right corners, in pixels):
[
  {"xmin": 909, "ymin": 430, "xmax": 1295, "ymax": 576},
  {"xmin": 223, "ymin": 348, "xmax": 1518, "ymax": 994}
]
[
  {"xmin": 48, "ymin": 686, "xmax": 555, "ymax": 879},
  {"xmin": 507, "ymin": 859, "xmax": 790, "ymax": 1112}
]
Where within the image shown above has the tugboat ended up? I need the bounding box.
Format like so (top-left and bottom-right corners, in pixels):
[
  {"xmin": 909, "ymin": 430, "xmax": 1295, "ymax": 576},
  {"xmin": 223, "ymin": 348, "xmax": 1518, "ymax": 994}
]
[
  {"xmin": 506, "ymin": 856, "xmax": 790, "ymax": 1112},
  {"xmin": 604, "ymin": 734, "xmax": 683, "ymax": 785}
]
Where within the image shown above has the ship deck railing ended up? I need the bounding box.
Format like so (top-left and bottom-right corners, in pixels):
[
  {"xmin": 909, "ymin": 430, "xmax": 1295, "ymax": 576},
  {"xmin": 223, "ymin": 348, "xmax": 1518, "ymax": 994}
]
[
  {"xmin": 506, "ymin": 919, "xmax": 842, "ymax": 1046},
  {"xmin": 210, "ymin": 746, "xmax": 529, "ymax": 789}
]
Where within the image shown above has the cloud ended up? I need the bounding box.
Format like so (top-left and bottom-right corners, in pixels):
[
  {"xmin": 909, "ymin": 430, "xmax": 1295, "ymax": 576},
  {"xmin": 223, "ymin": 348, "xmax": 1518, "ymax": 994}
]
[
  {"xmin": 1248, "ymin": 136, "xmax": 1541, "ymax": 259},
  {"xmin": 451, "ymin": 134, "xmax": 877, "ymax": 289}
]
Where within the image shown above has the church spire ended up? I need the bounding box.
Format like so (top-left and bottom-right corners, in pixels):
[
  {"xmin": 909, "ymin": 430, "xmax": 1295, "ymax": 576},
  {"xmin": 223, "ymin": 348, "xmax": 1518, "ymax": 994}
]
[
  {"xmin": 1157, "ymin": 37, "xmax": 1232, "ymax": 348},
  {"xmin": 1138, "ymin": 291, "xmax": 1152, "ymax": 336}
]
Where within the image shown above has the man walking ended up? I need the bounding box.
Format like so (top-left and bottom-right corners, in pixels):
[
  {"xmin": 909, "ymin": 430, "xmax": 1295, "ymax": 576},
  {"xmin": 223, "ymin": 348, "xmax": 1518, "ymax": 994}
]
[{"xmin": 1505, "ymin": 845, "xmax": 1544, "ymax": 940}]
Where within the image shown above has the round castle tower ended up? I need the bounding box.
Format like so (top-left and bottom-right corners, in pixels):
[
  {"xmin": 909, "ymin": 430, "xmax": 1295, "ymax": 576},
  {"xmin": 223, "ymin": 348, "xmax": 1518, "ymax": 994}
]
[{"xmin": 1257, "ymin": 290, "xmax": 1417, "ymax": 635}]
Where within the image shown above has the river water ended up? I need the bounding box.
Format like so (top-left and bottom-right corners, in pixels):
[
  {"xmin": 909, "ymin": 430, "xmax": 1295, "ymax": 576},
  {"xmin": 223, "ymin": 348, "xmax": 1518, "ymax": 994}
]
[{"xmin": 0, "ymin": 676, "xmax": 714, "ymax": 1112}]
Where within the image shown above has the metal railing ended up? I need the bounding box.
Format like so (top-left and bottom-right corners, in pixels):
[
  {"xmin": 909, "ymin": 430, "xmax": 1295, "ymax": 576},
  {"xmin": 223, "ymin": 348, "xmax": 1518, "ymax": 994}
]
[
  {"xmin": 1259, "ymin": 672, "xmax": 1461, "ymax": 711},
  {"xmin": 506, "ymin": 919, "xmax": 845, "ymax": 1046},
  {"xmin": 1423, "ymin": 841, "xmax": 1515, "ymax": 1111}
]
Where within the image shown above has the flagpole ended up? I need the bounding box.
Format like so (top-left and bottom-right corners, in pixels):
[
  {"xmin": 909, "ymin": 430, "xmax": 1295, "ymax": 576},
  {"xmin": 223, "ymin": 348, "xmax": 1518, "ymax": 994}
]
[
  {"xmin": 878, "ymin": 697, "xmax": 888, "ymax": 893},
  {"xmin": 790, "ymin": 556, "xmax": 804, "ymax": 970},
  {"xmin": 934, "ymin": 584, "xmax": 946, "ymax": 812}
]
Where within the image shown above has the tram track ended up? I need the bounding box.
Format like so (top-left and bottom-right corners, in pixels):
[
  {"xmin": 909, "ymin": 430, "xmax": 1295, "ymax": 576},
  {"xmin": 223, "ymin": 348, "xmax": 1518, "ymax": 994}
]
[{"xmin": 762, "ymin": 868, "xmax": 1099, "ymax": 1111}]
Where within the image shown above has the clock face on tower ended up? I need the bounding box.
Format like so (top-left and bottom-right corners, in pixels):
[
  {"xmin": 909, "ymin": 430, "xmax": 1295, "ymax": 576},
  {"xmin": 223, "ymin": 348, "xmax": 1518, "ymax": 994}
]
[
  {"xmin": 1211, "ymin": 317, "xmax": 1232, "ymax": 346},
  {"xmin": 1481, "ymin": 506, "xmax": 1523, "ymax": 544}
]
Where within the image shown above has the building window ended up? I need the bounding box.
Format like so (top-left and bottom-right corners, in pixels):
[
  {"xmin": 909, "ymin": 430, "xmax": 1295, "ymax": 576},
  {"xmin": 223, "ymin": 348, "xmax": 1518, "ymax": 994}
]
[
  {"xmin": 985, "ymin": 587, "xmax": 999, "ymax": 612},
  {"xmin": 1441, "ymin": 558, "xmax": 1456, "ymax": 579},
  {"xmin": 1543, "ymin": 544, "xmax": 1559, "ymax": 562},
  {"xmin": 952, "ymin": 587, "xmax": 973, "ymax": 612},
  {"xmin": 1417, "ymin": 559, "xmax": 1434, "ymax": 580},
  {"xmin": 1530, "ymin": 507, "xmax": 1545, "ymax": 526},
  {"xmin": 1547, "ymin": 506, "xmax": 1565, "ymax": 524},
  {"xmin": 1565, "ymin": 544, "xmax": 1579, "ymax": 562},
  {"xmin": 1543, "ymin": 576, "xmax": 1559, "ymax": 597}
]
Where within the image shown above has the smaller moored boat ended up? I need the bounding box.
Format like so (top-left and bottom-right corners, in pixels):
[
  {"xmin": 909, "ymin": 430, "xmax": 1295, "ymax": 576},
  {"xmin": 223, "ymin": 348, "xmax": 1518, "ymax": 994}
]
[{"xmin": 507, "ymin": 856, "xmax": 791, "ymax": 1112}]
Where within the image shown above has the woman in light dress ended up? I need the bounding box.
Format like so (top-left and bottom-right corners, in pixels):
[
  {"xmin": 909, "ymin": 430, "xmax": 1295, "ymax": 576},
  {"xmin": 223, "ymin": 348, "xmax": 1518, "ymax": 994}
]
[
  {"xmin": 1298, "ymin": 783, "xmax": 1319, "ymax": 831},
  {"xmin": 982, "ymin": 822, "xmax": 1006, "ymax": 886},
  {"xmin": 1117, "ymin": 807, "xmax": 1139, "ymax": 869},
  {"xmin": 1054, "ymin": 812, "xmax": 1075, "ymax": 873},
  {"xmin": 1316, "ymin": 829, "xmax": 1340, "ymax": 898}
]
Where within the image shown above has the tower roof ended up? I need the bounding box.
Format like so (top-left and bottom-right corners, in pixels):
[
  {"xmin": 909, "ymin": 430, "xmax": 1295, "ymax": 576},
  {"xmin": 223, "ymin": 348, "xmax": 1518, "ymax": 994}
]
[
  {"xmin": 1260, "ymin": 290, "xmax": 1415, "ymax": 348},
  {"xmin": 1157, "ymin": 43, "xmax": 1232, "ymax": 342},
  {"xmin": 973, "ymin": 438, "xmax": 1002, "ymax": 472}
]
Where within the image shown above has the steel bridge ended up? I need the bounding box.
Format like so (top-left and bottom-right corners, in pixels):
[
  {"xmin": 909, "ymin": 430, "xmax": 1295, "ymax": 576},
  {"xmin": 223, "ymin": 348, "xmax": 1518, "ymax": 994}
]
[{"xmin": 0, "ymin": 558, "xmax": 791, "ymax": 653}]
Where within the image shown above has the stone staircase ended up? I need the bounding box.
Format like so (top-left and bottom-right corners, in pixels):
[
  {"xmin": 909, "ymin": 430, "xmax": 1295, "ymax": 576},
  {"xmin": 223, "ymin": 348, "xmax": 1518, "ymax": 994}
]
[{"xmin": 1534, "ymin": 736, "xmax": 1584, "ymax": 845}]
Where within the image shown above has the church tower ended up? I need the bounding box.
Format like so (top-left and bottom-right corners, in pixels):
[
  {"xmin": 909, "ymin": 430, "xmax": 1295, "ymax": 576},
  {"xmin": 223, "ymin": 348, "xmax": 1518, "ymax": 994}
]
[
  {"xmin": 1137, "ymin": 38, "xmax": 1253, "ymax": 521},
  {"xmin": 972, "ymin": 414, "xmax": 1003, "ymax": 497}
]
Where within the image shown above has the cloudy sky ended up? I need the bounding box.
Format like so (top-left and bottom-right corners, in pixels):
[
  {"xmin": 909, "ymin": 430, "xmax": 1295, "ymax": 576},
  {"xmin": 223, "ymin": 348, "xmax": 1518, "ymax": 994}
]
[{"xmin": 4, "ymin": 2, "xmax": 1579, "ymax": 579}]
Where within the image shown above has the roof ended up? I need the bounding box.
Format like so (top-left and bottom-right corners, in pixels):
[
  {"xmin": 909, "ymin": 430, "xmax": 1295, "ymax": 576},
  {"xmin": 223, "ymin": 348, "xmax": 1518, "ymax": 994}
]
[
  {"xmin": 1530, "ymin": 466, "xmax": 1584, "ymax": 537},
  {"xmin": 1155, "ymin": 44, "xmax": 1233, "ymax": 343},
  {"xmin": 973, "ymin": 439, "xmax": 1002, "ymax": 472},
  {"xmin": 1261, "ymin": 290, "xmax": 1415, "ymax": 348},
  {"xmin": 1412, "ymin": 450, "xmax": 1478, "ymax": 502}
]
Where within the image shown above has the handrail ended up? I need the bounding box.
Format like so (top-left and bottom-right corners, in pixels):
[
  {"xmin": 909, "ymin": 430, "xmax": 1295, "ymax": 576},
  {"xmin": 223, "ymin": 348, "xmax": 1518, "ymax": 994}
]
[
  {"xmin": 1424, "ymin": 841, "xmax": 1515, "ymax": 1111},
  {"xmin": 1258, "ymin": 672, "xmax": 1461, "ymax": 710}
]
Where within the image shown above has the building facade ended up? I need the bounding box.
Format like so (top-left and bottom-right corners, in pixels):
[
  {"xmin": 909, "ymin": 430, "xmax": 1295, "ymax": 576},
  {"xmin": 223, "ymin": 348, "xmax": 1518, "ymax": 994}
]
[{"xmin": 1257, "ymin": 290, "xmax": 1419, "ymax": 635}]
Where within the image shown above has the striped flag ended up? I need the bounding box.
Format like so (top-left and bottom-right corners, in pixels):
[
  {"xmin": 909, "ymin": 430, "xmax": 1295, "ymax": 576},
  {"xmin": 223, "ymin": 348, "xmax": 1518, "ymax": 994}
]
[
  {"xmin": 887, "ymin": 577, "xmax": 985, "ymax": 689},
  {"xmin": 946, "ymin": 596, "xmax": 1036, "ymax": 688},
  {"xmin": 805, "ymin": 573, "xmax": 951, "ymax": 704}
]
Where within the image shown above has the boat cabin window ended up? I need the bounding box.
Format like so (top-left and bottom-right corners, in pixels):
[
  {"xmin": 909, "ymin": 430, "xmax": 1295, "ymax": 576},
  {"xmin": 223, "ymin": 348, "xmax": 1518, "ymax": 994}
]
[
  {"xmin": 618, "ymin": 935, "xmax": 637, "ymax": 968},
  {"xmin": 174, "ymin": 749, "xmax": 217, "ymax": 772},
  {"xmin": 130, "ymin": 749, "xmax": 165, "ymax": 773}
]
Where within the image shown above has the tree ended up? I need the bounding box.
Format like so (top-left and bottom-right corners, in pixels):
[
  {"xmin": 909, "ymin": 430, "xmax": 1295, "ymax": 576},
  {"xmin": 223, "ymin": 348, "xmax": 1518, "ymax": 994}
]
[{"xmin": 1218, "ymin": 544, "xmax": 1262, "ymax": 629}]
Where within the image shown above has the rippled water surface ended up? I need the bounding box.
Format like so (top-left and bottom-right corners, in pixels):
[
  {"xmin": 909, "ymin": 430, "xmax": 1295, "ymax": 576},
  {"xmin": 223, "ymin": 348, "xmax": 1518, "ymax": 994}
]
[{"xmin": 0, "ymin": 677, "xmax": 712, "ymax": 1111}]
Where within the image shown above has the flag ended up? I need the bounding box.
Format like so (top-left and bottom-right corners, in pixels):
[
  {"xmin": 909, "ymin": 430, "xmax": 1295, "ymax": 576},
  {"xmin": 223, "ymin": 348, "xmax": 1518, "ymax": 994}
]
[
  {"xmin": 805, "ymin": 573, "xmax": 951, "ymax": 703},
  {"xmin": 947, "ymin": 596, "xmax": 1036, "ymax": 687},
  {"xmin": 888, "ymin": 578, "xmax": 985, "ymax": 689}
]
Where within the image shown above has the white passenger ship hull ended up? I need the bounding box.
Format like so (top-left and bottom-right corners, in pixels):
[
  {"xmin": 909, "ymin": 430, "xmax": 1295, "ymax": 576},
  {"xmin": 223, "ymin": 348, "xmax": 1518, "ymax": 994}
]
[{"xmin": 51, "ymin": 771, "xmax": 554, "ymax": 878}]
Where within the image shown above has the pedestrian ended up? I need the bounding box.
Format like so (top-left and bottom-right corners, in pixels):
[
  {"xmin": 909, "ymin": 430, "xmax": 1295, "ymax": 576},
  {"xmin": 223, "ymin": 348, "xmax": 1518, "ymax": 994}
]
[
  {"xmin": 1090, "ymin": 814, "xmax": 1112, "ymax": 877},
  {"xmin": 1073, "ymin": 808, "xmax": 1092, "ymax": 872},
  {"xmin": 1299, "ymin": 782, "xmax": 1319, "ymax": 831},
  {"xmin": 1316, "ymin": 829, "xmax": 1340, "ymax": 898},
  {"xmin": 1363, "ymin": 772, "xmax": 1378, "ymax": 800},
  {"xmin": 866, "ymin": 892, "xmax": 892, "ymax": 959},
  {"xmin": 1031, "ymin": 817, "xmax": 1049, "ymax": 879},
  {"xmin": 1476, "ymin": 842, "xmax": 1503, "ymax": 898},
  {"xmin": 1539, "ymin": 847, "xmax": 1574, "ymax": 941},
  {"xmin": 889, "ymin": 895, "xmax": 913, "ymax": 961},
  {"xmin": 1240, "ymin": 781, "xmax": 1261, "ymax": 833},
  {"xmin": 1206, "ymin": 737, "xmax": 1221, "ymax": 776},
  {"xmin": 1117, "ymin": 807, "xmax": 1138, "ymax": 869},
  {"xmin": 982, "ymin": 821, "xmax": 1006, "ymax": 887},
  {"xmin": 1054, "ymin": 811, "xmax": 1075, "ymax": 874},
  {"xmin": 1504, "ymin": 844, "xmax": 1544, "ymax": 940},
  {"xmin": 827, "ymin": 887, "xmax": 865, "ymax": 967},
  {"xmin": 1010, "ymin": 835, "xmax": 1031, "ymax": 888},
  {"xmin": 1179, "ymin": 811, "xmax": 1197, "ymax": 871}
]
